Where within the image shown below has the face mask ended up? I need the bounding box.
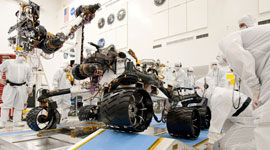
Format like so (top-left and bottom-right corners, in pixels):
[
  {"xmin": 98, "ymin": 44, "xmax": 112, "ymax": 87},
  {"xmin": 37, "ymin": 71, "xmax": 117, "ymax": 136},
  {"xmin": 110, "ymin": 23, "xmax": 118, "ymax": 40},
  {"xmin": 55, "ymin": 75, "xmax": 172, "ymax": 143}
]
[
  {"xmin": 17, "ymin": 56, "xmax": 26, "ymax": 63},
  {"xmin": 175, "ymin": 67, "xmax": 180, "ymax": 72},
  {"xmin": 212, "ymin": 65, "xmax": 217, "ymax": 70},
  {"xmin": 240, "ymin": 26, "xmax": 247, "ymax": 30},
  {"xmin": 218, "ymin": 58, "xmax": 228, "ymax": 66}
]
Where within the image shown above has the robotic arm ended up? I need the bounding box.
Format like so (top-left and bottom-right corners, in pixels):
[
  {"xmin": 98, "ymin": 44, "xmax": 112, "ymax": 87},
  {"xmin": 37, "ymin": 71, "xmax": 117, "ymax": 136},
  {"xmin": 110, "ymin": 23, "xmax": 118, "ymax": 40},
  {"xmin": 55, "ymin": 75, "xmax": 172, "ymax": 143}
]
[{"xmin": 9, "ymin": 1, "xmax": 100, "ymax": 54}]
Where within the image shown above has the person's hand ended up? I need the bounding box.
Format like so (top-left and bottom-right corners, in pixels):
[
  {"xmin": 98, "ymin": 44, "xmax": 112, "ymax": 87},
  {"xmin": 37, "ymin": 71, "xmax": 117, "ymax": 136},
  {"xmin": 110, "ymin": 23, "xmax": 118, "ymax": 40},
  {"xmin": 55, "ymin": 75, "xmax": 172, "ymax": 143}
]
[
  {"xmin": 24, "ymin": 103, "xmax": 28, "ymax": 110},
  {"xmin": 252, "ymin": 91, "xmax": 261, "ymax": 110},
  {"xmin": 27, "ymin": 87, "xmax": 32, "ymax": 95},
  {"xmin": 207, "ymin": 143, "xmax": 214, "ymax": 150},
  {"xmin": 0, "ymin": 79, "xmax": 6, "ymax": 85},
  {"xmin": 196, "ymin": 86, "xmax": 203, "ymax": 92}
]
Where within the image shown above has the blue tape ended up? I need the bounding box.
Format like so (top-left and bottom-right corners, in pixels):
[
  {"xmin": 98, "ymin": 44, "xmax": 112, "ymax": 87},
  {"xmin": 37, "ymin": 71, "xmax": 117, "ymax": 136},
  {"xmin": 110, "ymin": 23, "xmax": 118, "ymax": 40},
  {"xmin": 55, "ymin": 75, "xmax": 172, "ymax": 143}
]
[{"xmin": 0, "ymin": 130, "xmax": 34, "ymax": 137}]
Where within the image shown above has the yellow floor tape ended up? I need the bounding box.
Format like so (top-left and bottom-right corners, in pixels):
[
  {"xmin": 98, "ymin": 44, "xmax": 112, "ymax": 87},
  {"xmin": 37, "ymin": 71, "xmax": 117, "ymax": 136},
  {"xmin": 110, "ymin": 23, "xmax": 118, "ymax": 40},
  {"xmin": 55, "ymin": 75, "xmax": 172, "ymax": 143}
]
[
  {"xmin": 148, "ymin": 137, "xmax": 164, "ymax": 150},
  {"xmin": 72, "ymin": 129, "xmax": 106, "ymax": 150},
  {"xmin": 193, "ymin": 139, "xmax": 208, "ymax": 147}
]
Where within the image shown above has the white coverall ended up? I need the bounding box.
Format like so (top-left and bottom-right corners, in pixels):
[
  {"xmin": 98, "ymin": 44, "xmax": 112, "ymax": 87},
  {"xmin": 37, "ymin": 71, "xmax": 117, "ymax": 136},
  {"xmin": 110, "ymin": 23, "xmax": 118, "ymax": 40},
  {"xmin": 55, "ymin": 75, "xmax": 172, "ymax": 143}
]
[
  {"xmin": 163, "ymin": 67, "xmax": 173, "ymax": 88},
  {"xmin": 52, "ymin": 66, "xmax": 72, "ymax": 122},
  {"xmin": 219, "ymin": 24, "xmax": 270, "ymax": 150},
  {"xmin": 173, "ymin": 67, "xmax": 187, "ymax": 88},
  {"xmin": 186, "ymin": 68, "xmax": 196, "ymax": 88},
  {"xmin": 0, "ymin": 56, "xmax": 33, "ymax": 127},
  {"xmin": 207, "ymin": 61, "xmax": 227, "ymax": 88},
  {"xmin": 217, "ymin": 51, "xmax": 253, "ymax": 97},
  {"xmin": 196, "ymin": 77, "xmax": 256, "ymax": 150},
  {"xmin": 216, "ymin": 54, "xmax": 240, "ymax": 90}
]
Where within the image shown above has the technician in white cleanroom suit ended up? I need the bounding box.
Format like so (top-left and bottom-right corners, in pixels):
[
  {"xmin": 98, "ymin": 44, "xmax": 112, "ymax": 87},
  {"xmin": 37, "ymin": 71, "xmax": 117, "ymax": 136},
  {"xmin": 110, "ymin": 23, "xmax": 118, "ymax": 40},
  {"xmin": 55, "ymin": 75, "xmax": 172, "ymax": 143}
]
[
  {"xmin": 0, "ymin": 53, "xmax": 33, "ymax": 128},
  {"xmin": 216, "ymin": 53, "xmax": 230, "ymax": 72},
  {"xmin": 217, "ymin": 52, "xmax": 253, "ymax": 97},
  {"xmin": 173, "ymin": 62, "xmax": 187, "ymax": 88},
  {"xmin": 52, "ymin": 62, "xmax": 72, "ymax": 123},
  {"xmin": 186, "ymin": 67, "xmax": 196, "ymax": 88},
  {"xmin": 163, "ymin": 65, "xmax": 172, "ymax": 88},
  {"xmin": 216, "ymin": 53, "xmax": 236, "ymax": 89},
  {"xmin": 219, "ymin": 17, "xmax": 270, "ymax": 149},
  {"xmin": 216, "ymin": 53, "xmax": 239, "ymax": 89},
  {"xmin": 207, "ymin": 60, "xmax": 227, "ymax": 88},
  {"xmin": 196, "ymin": 77, "xmax": 255, "ymax": 150}
]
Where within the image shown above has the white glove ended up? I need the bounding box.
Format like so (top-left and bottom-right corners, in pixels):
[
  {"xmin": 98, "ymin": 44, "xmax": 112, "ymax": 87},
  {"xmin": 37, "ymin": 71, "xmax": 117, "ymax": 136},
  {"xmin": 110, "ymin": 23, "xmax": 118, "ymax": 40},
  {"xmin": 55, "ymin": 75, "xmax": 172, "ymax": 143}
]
[
  {"xmin": 0, "ymin": 79, "xmax": 6, "ymax": 85},
  {"xmin": 27, "ymin": 87, "xmax": 32, "ymax": 95},
  {"xmin": 252, "ymin": 91, "xmax": 261, "ymax": 110}
]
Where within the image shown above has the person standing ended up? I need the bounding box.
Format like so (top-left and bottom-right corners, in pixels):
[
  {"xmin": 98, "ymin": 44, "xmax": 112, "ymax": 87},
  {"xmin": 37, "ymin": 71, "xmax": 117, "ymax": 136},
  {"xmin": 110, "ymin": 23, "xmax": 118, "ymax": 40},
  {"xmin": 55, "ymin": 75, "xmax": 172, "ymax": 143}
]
[
  {"xmin": 52, "ymin": 62, "xmax": 72, "ymax": 123},
  {"xmin": 186, "ymin": 67, "xmax": 196, "ymax": 88},
  {"xmin": 207, "ymin": 60, "xmax": 227, "ymax": 88},
  {"xmin": 0, "ymin": 52, "xmax": 33, "ymax": 128},
  {"xmin": 173, "ymin": 62, "xmax": 187, "ymax": 88}
]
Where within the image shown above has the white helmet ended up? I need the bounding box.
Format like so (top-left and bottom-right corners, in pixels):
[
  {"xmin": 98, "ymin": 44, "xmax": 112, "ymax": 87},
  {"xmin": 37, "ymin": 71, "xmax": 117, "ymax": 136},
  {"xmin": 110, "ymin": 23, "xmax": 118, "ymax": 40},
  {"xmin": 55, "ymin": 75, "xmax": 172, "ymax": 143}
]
[
  {"xmin": 238, "ymin": 14, "xmax": 257, "ymax": 29},
  {"xmin": 187, "ymin": 67, "xmax": 194, "ymax": 72},
  {"xmin": 210, "ymin": 60, "xmax": 218, "ymax": 66},
  {"xmin": 174, "ymin": 62, "xmax": 182, "ymax": 68},
  {"xmin": 16, "ymin": 52, "xmax": 27, "ymax": 63},
  {"xmin": 216, "ymin": 52, "xmax": 228, "ymax": 66}
]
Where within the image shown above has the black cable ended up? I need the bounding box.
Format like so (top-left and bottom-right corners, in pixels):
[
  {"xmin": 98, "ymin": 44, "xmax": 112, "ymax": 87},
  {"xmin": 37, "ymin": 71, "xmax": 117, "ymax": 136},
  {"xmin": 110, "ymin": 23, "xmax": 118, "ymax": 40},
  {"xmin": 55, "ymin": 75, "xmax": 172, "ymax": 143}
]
[
  {"xmin": 123, "ymin": 58, "xmax": 131, "ymax": 70},
  {"xmin": 202, "ymin": 77, "xmax": 208, "ymax": 98},
  {"xmin": 153, "ymin": 111, "xmax": 163, "ymax": 123},
  {"xmin": 80, "ymin": 24, "xmax": 84, "ymax": 63},
  {"xmin": 232, "ymin": 77, "xmax": 241, "ymax": 109}
]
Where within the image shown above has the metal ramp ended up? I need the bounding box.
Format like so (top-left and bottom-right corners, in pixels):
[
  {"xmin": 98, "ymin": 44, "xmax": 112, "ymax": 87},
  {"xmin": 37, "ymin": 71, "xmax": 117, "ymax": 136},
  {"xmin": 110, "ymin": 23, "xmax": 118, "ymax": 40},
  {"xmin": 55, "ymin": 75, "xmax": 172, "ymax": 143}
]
[
  {"xmin": 0, "ymin": 119, "xmax": 209, "ymax": 150},
  {"xmin": 68, "ymin": 113, "xmax": 209, "ymax": 150},
  {"xmin": 68, "ymin": 129, "xmax": 198, "ymax": 150}
]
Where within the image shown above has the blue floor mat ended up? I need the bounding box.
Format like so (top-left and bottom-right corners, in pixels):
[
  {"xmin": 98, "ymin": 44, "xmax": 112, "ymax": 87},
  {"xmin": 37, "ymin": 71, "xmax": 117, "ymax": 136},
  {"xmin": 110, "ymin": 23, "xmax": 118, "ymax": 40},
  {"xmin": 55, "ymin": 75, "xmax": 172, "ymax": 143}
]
[{"xmin": 77, "ymin": 129, "xmax": 159, "ymax": 150}]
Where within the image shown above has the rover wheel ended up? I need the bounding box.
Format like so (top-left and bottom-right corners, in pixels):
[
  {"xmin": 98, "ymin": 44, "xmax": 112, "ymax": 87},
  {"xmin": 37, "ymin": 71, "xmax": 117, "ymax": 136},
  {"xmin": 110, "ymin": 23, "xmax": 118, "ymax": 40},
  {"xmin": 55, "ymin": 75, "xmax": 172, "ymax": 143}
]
[
  {"xmin": 199, "ymin": 106, "xmax": 211, "ymax": 129},
  {"xmin": 26, "ymin": 106, "xmax": 60, "ymax": 131},
  {"xmin": 78, "ymin": 105, "xmax": 98, "ymax": 121},
  {"xmin": 99, "ymin": 88, "xmax": 153, "ymax": 132},
  {"xmin": 167, "ymin": 107, "xmax": 201, "ymax": 138}
]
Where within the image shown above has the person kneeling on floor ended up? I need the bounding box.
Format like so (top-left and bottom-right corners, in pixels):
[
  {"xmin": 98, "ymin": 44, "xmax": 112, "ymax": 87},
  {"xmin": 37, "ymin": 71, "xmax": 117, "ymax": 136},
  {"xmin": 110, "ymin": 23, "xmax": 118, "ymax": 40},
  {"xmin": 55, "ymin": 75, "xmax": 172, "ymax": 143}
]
[{"xmin": 196, "ymin": 77, "xmax": 256, "ymax": 150}]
